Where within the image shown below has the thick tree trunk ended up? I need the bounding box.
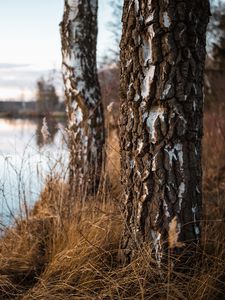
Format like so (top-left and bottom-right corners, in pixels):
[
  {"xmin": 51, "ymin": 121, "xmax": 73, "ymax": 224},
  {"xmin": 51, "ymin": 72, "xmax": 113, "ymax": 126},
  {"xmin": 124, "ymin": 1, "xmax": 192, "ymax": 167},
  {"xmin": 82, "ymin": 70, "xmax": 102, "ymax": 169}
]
[
  {"xmin": 119, "ymin": 0, "xmax": 210, "ymax": 264},
  {"xmin": 61, "ymin": 0, "xmax": 105, "ymax": 199}
]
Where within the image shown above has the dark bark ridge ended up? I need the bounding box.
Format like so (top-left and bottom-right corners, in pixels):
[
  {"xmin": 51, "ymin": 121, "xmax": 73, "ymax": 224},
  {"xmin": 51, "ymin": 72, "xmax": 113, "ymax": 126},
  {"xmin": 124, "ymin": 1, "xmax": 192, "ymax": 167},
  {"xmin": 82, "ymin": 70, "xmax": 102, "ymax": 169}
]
[
  {"xmin": 61, "ymin": 0, "xmax": 105, "ymax": 199},
  {"xmin": 120, "ymin": 0, "xmax": 210, "ymax": 263}
]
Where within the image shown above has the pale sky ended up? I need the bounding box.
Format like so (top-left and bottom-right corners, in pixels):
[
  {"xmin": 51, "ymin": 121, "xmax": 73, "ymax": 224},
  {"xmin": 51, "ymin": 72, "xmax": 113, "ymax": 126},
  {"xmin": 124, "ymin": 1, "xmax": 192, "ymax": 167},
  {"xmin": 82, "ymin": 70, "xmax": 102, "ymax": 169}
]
[{"xmin": 0, "ymin": 0, "xmax": 118, "ymax": 100}]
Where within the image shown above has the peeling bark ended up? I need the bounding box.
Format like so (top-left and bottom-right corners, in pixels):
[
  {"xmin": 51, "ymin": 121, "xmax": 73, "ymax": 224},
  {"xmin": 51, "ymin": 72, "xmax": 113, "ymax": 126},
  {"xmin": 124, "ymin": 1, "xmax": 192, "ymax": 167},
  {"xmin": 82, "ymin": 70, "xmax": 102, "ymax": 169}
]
[
  {"xmin": 119, "ymin": 0, "xmax": 210, "ymax": 264},
  {"xmin": 60, "ymin": 0, "xmax": 105, "ymax": 199}
]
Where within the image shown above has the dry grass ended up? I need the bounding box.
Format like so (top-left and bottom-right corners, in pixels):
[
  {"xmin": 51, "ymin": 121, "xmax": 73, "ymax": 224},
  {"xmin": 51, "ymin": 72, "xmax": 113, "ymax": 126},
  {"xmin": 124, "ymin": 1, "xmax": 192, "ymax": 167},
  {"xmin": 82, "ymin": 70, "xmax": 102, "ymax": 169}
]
[{"xmin": 0, "ymin": 104, "xmax": 224, "ymax": 299}]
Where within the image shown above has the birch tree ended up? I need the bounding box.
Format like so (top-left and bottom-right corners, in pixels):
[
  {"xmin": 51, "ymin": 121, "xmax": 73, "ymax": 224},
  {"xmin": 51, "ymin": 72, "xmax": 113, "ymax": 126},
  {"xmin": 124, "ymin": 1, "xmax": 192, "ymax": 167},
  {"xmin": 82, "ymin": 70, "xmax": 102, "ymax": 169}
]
[
  {"xmin": 119, "ymin": 0, "xmax": 210, "ymax": 264},
  {"xmin": 61, "ymin": 0, "xmax": 105, "ymax": 198}
]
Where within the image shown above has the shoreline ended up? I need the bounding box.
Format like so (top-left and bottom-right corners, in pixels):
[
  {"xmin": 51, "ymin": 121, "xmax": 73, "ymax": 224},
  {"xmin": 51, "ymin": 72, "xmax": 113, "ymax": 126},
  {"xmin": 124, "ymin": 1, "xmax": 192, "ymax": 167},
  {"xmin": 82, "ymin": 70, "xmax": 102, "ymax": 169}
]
[{"xmin": 0, "ymin": 111, "xmax": 66, "ymax": 119}]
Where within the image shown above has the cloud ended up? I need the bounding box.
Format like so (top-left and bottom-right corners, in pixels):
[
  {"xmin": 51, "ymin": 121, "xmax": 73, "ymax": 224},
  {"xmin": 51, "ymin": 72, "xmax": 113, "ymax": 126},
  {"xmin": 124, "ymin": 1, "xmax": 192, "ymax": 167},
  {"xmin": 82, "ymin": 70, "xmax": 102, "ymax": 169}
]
[
  {"xmin": 0, "ymin": 63, "xmax": 30, "ymax": 69},
  {"xmin": 0, "ymin": 68, "xmax": 62, "ymax": 86},
  {"xmin": 0, "ymin": 67, "xmax": 63, "ymax": 100}
]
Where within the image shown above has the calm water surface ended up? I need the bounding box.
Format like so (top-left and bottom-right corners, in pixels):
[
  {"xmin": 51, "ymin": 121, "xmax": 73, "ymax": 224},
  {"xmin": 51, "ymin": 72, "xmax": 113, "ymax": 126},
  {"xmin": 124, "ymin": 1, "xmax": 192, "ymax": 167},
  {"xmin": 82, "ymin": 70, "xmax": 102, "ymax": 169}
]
[{"xmin": 0, "ymin": 118, "xmax": 68, "ymax": 224}]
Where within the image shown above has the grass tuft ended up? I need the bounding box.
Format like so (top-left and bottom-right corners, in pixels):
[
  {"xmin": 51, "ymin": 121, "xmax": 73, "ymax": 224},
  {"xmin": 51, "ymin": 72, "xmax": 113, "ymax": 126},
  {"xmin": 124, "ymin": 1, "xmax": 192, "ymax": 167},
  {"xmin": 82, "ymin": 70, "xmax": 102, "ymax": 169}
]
[{"xmin": 0, "ymin": 105, "xmax": 224, "ymax": 299}]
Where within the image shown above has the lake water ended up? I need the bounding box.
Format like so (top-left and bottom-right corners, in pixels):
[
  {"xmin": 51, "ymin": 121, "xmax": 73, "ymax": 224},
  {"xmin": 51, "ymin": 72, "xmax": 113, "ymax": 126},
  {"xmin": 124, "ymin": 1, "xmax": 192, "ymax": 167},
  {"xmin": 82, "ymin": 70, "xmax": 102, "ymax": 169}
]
[{"xmin": 0, "ymin": 118, "xmax": 68, "ymax": 224}]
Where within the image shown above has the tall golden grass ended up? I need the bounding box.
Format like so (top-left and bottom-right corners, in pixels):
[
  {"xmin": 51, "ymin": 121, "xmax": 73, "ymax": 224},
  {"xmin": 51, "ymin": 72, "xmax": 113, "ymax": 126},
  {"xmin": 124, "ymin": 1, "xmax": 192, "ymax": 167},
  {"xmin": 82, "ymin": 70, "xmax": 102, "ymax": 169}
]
[{"xmin": 0, "ymin": 104, "xmax": 224, "ymax": 299}]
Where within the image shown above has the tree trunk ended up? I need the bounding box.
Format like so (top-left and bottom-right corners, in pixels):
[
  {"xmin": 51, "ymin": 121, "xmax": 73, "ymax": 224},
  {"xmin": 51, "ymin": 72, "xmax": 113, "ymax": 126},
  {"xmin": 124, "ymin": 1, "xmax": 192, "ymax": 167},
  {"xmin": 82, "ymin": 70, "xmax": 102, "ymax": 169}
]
[
  {"xmin": 119, "ymin": 0, "xmax": 210, "ymax": 264},
  {"xmin": 61, "ymin": 0, "xmax": 105, "ymax": 200}
]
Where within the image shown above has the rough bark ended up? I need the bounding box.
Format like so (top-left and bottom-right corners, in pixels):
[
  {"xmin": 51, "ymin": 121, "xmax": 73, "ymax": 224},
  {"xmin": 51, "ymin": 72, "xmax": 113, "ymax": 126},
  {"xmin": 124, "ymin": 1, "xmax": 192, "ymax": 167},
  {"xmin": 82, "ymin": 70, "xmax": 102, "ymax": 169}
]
[
  {"xmin": 119, "ymin": 0, "xmax": 210, "ymax": 264},
  {"xmin": 60, "ymin": 0, "xmax": 105, "ymax": 199}
]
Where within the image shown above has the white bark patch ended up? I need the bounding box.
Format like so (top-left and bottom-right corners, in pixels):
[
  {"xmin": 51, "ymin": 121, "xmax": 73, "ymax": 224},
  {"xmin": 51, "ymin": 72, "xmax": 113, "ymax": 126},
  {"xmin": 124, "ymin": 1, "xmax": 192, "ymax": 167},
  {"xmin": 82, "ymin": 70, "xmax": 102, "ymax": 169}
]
[
  {"xmin": 141, "ymin": 66, "xmax": 156, "ymax": 98},
  {"xmin": 161, "ymin": 83, "xmax": 172, "ymax": 99},
  {"xmin": 76, "ymin": 80, "xmax": 85, "ymax": 93},
  {"xmin": 142, "ymin": 112, "xmax": 148, "ymax": 121},
  {"xmin": 175, "ymin": 143, "xmax": 183, "ymax": 168},
  {"xmin": 137, "ymin": 170, "xmax": 141, "ymax": 177},
  {"xmin": 142, "ymin": 24, "xmax": 155, "ymax": 65},
  {"xmin": 67, "ymin": 0, "xmax": 79, "ymax": 7},
  {"xmin": 152, "ymin": 154, "xmax": 157, "ymax": 171},
  {"xmin": 107, "ymin": 102, "xmax": 114, "ymax": 113},
  {"xmin": 140, "ymin": 100, "xmax": 147, "ymax": 110},
  {"xmin": 128, "ymin": 82, "xmax": 133, "ymax": 92},
  {"xmin": 165, "ymin": 143, "xmax": 183, "ymax": 167},
  {"xmin": 165, "ymin": 144, "xmax": 185, "ymax": 213},
  {"xmin": 137, "ymin": 140, "xmax": 144, "ymax": 154},
  {"xmin": 62, "ymin": 1, "xmax": 98, "ymax": 107},
  {"xmin": 163, "ymin": 12, "xmax": 170, "ymax": 27},
  {"xmin": 192, "ymin": 205, "xmax": 200, "ymax": 236},
  {"xmin": 163, "ymin": 199, "xmax": 170, "ymax": 217},
  {"xmin": 164, "ymin": 147, "xmax": 176, "ymax": 165},
  {"xmin": 134, "ymin": 93, "xmax": 140, "ymax": 102},
  {"xmin": 143, "ymin": 182, "xmax": 148, "ymax": 196},
  {"xmin": 196, "ymin": 37, "xmax": 199, "ymax": 46},
  {"xmin": 134, "ymin": 0, "xmax": 139, "ymax": 13},
  {"xmin": 168, "ymin": 217, "xmax": 185, "ymax": 248},
  {"xmin": 193, "ymin": 84, "xmax": 197, "ymax": 95},
  {"xmin": 130, "ymin": 159, "xmax": 135, "ymax": 169},
  {"xmin": 195, "ymin": 147, "xmax": 198, "ymax": 155},
  {"xmin": 127, "ymin": 83, "xmax": 134, "ymax": 100},
  {"xmin": 64, "ymin": 72, "xmax": 72, "ymax": 91},
  {"xmin": 193, "ymin": 101, "xmax": 196, "ymax": 111},
  {"xmin": 72, "ymin": 102, "xmax": 83, "ymax": 125},
  {"xmin": 146, "ymin": 107, "xmax": 165, "ymax": 144},
  {"xmin": 151, "ymin": 230, "xmax": 162, "ymax": 265},
  {"xmin": 83, "ymin": 135, "xmax": 88, "ymax": 157},
  {"xmin": 196, "ymin": 186, "xmax": 200, "ymax": 194},
  {"xmin": 141, "ymin": 182, "xmax": 149, "ymax": 202},
  {"xmin": 205, "ymin": 75, "xmax": 212, "ymax": 94},
  {"xmin": 154, "ymin": 213, "xmax": 159, "ymax": 225},
  {"xmin": 147, "ymin": 24, "xmax": 155, "ymax": 39},
  {"xmin": 126, "ymin": 59, "xmax": 132, "ymax": 67},
  {"xmin": 178, "ymin": 182, "xmax": 185, "ymax": 211},
  {"xmin": 82, "ymin": 131, "xmax": 89, "ymax": 163},
  {"xmin": 67, "ymin": 0, "xmax": 79, "ymax": 19},
  {"xmin": 178, "ymin": 182, "xmax": 185, "ymax": 197},
  {"xmin": 152, "ymin": 151, "xmax": 160, "ymax": 171},
  {"xmin": 142, "ymin": 39, "xmax": 152, "ymax": 65},
  {"xmin": 145, "ymin": 14, "xmax": 154, "ymax": 24},
  {"xmin": 142, "ymin": 170, "xmax": 150, "ymax": 181},
  {"xmin": 136, "ymin": 201, "xmax": 142, "ymax": 226},
  {"xmin": 130, "ymin": 108, "xmax": 134, "ymax": 119}
]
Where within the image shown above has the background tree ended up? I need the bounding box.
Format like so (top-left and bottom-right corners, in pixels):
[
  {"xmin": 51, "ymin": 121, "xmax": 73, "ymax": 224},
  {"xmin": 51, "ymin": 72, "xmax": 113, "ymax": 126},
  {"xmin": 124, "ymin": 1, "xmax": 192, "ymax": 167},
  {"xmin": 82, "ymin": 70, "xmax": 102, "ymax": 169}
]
[
  {"xmin": 106, "ymin": 0, "xmax": 123, "ymax": 64},
  {"xmin": 209, "ymin": 0, "xmax": 225, "ymax": 69},
  {"xmin": 60, "ymin": 0, "xmax": 105, "ymax": 200},
  {"xmin": 119, "ymin": 0, "xmax": 210, "ymax": 264},
  {"xmin": 36, "ymin": 77, "xmax": 59, "ymax": 114}
]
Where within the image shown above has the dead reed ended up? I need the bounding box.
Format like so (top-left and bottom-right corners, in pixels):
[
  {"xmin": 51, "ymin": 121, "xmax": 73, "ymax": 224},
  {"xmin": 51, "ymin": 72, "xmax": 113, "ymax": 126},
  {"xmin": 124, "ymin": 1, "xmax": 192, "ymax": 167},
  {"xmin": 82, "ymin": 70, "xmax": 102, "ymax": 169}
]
[{"xmin": 0, "ymin": 104, "xmax": 224, "ymax": 299}]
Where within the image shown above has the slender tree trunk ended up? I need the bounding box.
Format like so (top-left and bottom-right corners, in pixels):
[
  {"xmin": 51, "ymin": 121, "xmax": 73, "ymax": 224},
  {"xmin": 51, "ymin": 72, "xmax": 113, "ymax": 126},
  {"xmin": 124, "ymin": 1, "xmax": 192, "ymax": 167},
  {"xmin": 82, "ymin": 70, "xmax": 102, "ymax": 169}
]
[
  {"xmin": 61, "ymin": 0, "xmax": 105, "ymax": 200},
  {"xmin": 119, "ymin": 0, "xmax": 210, "ymax": 264}
]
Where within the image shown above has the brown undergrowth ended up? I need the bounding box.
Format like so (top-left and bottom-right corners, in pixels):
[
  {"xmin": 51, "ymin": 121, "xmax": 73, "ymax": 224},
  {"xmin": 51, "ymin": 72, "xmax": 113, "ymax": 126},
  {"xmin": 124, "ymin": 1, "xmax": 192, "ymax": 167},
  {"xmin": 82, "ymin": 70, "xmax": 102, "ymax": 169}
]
[{"xmin": 0, "ymin": 105, "xmax": 224, "ymax": 299}]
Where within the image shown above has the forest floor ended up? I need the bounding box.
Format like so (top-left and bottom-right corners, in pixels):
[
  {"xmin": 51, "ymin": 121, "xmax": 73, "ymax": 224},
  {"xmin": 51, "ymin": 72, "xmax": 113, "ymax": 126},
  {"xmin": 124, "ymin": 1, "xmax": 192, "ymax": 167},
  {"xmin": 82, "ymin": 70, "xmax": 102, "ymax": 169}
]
[{"xmin": 0, "ymin": 103, "xmax": 224, "ymax": 299}]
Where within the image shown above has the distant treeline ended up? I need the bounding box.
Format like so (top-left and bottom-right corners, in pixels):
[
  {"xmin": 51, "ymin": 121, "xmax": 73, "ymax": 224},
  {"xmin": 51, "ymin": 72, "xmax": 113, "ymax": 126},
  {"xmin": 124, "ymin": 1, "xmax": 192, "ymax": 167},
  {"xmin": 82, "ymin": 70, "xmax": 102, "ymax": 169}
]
[{"xmin": 0, "ymin": 100, "xmax": 65, "ymax": 118}]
